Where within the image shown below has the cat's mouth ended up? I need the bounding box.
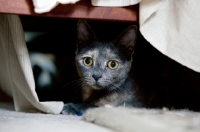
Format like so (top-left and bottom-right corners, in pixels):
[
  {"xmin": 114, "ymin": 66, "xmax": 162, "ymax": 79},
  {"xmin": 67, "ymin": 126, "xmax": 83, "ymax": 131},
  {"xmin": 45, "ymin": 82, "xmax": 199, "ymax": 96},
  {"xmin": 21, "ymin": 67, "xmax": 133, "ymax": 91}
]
[
  {"xmin": 85, "ymin": 79, "xmax": 123, "ymax": 90},
  {"xmin": 85, "ymin": 81, "xmax": 107, "ymax": 90},
  {"xmin": 91, "ymin": 83, "xmax": 106, "ymax": 90},
  {"xmin": 83, "ymin": 78, "xmax": 102, "ymax": 89}
]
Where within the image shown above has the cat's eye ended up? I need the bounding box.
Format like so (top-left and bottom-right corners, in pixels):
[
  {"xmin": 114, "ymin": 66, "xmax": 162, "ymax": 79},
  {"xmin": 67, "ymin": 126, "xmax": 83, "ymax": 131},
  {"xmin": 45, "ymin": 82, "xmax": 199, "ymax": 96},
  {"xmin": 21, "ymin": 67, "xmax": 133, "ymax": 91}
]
[
  {"xmin": 107, "ymin": 60, "xmax": 118, "ymax": 69},
  {"xmin": 83, "ymin": 57, "xmax": 93, "ymax": 66}
]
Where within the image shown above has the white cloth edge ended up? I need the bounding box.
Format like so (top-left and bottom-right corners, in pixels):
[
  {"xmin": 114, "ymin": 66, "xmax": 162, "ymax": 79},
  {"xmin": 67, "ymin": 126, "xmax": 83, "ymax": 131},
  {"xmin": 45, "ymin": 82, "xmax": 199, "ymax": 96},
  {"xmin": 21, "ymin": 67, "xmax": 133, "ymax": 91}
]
[
  {"xmin": 33, "ymin": 0, "xmax": 80, "ymax": 13},
  {"xmin": 91, "ymin": 0, "xmax": 141, "ymax": 7},
  {"xmin": 0, "ymin": 14, "xmax": 64, "ymax": 114}
]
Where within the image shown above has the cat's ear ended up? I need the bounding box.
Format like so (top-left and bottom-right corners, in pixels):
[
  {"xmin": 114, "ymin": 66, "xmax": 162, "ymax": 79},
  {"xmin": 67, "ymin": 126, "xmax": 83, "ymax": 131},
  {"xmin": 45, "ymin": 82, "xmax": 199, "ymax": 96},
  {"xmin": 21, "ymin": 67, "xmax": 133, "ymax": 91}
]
[
  {"xmin": 77, "ymin": 20, "xmax": 96, "ymax": 50},
  {"xmin": 113, "ymin": 25, "xmax": 137, "ymax": 60}
]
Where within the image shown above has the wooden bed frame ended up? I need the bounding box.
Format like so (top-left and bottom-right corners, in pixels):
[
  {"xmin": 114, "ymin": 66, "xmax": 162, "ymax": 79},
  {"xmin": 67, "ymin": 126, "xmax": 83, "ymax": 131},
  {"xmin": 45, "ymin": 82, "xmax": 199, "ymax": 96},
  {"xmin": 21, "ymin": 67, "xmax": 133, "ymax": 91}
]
[{"xmin": 0, "ymin": 0, "xmax": 138, "ymax": 22}]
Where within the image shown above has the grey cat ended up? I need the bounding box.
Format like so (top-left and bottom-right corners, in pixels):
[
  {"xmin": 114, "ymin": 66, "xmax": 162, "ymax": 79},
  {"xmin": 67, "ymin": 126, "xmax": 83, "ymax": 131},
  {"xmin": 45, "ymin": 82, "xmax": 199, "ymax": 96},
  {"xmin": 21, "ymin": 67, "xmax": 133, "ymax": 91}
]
[{"xmin": 61, "ymin": 20, "xmax": 144, "ymax": 115}]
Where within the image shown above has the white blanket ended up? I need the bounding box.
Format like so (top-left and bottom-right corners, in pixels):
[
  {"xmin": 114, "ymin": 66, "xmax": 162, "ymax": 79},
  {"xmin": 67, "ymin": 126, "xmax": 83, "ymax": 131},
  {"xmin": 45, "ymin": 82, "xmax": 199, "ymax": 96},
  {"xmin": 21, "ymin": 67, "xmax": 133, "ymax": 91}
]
[
  {"xmin": 0, "ymin": 102, "xmax": 113, "ymax": 132},
  {"xmin": 83, "ymin": 107, "xmax": 200, "ymax": 132},
  {"xmin": 1, "ymin": 102, "xmax": 200, "ymax": 132}
]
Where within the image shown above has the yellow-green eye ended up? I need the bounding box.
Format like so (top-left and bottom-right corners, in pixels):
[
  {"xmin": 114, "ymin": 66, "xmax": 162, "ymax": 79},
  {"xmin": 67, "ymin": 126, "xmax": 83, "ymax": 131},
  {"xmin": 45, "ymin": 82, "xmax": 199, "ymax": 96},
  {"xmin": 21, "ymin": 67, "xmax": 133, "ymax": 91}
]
[
  {"xmin": 83, "ymin": 57, "xmax": 93, "ymax": 66},
  {"xmin": 107, "ymin": 60, "xmax": 118, "ymax": 69}
]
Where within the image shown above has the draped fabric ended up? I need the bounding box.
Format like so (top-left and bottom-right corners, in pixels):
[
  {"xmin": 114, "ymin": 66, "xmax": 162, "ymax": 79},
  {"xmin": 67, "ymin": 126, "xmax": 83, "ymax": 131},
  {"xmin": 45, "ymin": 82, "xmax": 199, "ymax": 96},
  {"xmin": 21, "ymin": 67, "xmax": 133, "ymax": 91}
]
[
  {"xmin": 0, "ymin": 14, "xmax": 63, "ymax": 114},
  {"xmin": 33, "ymin": 0, "xmax": 80, "ymax": 13}
]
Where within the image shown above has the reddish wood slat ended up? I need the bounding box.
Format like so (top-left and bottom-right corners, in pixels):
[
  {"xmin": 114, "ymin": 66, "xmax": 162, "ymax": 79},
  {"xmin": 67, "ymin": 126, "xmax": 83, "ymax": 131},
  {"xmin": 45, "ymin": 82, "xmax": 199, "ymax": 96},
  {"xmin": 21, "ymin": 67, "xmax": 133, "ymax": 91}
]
[{"xmin": 0, "ymin": 0, "xmax": 138, "ymax": 22}]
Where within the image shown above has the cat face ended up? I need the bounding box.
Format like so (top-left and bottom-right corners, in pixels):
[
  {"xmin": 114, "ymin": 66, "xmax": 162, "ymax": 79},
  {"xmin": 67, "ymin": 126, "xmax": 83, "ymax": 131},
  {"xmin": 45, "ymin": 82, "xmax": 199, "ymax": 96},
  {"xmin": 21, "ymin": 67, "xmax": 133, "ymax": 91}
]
[{"xmin": 75, "ymin": 20, "xmax": 137, "ymax": 90}]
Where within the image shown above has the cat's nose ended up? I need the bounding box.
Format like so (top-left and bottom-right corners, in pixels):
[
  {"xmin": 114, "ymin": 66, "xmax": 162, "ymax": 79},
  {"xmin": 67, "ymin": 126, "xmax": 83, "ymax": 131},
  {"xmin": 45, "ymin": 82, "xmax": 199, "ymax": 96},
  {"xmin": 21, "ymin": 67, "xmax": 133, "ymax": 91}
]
[{"xmin": 92, "ymin": 74, "xmax": 102, "ymax": 81}]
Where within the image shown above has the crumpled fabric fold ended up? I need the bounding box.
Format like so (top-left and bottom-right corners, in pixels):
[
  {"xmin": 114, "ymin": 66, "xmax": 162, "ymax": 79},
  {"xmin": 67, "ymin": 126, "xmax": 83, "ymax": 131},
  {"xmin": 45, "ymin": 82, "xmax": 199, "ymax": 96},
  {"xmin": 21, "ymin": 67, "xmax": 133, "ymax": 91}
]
[{"xmin": 33, "ymin": 0, "xmax": 80, "ymax": 13}]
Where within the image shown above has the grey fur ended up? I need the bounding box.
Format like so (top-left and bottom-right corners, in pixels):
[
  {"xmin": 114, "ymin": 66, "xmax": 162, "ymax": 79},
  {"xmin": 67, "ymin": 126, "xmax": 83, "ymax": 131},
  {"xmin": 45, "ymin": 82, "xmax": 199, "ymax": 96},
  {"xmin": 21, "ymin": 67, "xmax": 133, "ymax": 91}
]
[{"xmin": 75, "ymin": 43, "xmax": 131, "ymax": 91}]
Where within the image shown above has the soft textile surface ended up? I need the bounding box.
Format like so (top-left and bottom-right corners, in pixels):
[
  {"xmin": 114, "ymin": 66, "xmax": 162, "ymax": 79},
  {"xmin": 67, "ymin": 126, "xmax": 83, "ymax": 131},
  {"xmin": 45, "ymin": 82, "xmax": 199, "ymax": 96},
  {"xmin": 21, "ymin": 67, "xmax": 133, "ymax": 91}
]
[
  {"xmin": 139, "ymin": 0, "xmax": 200, "ymax": 72},
  {"xmin": 0, "ymin": 102, "xmax": 113, "ymax": 132},
  {"xmin": 83, "ymin": 107, "xmax": 200, "ymax": 132},
  {"xmin": 33, "ymin": 0, "xmax": 80, "ymax": 13},
  {"xmin": 91, "ymin": 0, "xmax": 141, "ymax": 6},
  {"xmin": 32, "ymin": 0, "xmax": 140, "ymax": 13},
  {"xmin": 1, "ymin": 103, "xmax": 200, "ymax": 132},
  {"xmin": 0, "ymin": 14, "xmax": 63, "ymax": 114}
]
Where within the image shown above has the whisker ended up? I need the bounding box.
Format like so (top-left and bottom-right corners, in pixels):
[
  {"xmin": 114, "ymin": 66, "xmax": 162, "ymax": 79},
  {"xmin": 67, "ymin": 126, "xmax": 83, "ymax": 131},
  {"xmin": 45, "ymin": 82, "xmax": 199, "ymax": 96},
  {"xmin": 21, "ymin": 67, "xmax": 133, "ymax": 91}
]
[
  {"xmin": 55, "ymin": 74, "xmax": 89, "ymax": 83},
  {"xmin": 58, "ymin": 79, "xmax": 82, "ymax": 93},
  {"xmin": 59, "ymin": 80, "xmax": 83, "ymax": 99},
  {"xmin": 110, "ymin": 84, "xmax": 125, "ymax": 93},
  {"xmin": 72, "ymin": 82, "xmax": 84, "ymax": 101}
]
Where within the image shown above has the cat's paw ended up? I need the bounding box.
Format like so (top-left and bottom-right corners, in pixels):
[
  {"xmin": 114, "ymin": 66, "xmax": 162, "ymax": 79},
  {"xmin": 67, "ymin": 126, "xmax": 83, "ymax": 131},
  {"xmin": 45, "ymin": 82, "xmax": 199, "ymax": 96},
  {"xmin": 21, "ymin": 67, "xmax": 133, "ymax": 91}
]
[
  {"xmin": 61, "ymin": 103, "xmax": 80, "ymax": 115},
  {"xmin": 61, "ymin": 103, "xmax": 96, "ymax": 115}
]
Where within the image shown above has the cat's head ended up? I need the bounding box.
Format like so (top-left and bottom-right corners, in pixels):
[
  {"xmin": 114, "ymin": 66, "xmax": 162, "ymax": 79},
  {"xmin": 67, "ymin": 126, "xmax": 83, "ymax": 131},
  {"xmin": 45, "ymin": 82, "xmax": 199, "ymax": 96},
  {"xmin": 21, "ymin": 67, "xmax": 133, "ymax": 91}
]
[{"xmin": 75, "ymin": 20, "xmax": 137, "ymax": 90}]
